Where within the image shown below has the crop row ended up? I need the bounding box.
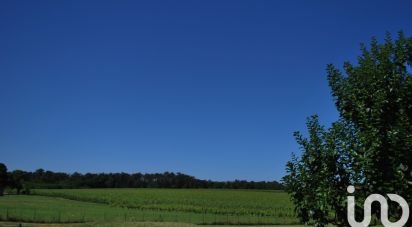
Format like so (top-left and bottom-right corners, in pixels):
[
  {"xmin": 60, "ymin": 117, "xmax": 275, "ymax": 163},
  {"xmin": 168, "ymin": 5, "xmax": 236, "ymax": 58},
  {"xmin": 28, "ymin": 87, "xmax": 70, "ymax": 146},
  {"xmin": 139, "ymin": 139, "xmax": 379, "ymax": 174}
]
[{"xmin": 32, "ymin": 189, "xmax": 295, "ymax": 217}]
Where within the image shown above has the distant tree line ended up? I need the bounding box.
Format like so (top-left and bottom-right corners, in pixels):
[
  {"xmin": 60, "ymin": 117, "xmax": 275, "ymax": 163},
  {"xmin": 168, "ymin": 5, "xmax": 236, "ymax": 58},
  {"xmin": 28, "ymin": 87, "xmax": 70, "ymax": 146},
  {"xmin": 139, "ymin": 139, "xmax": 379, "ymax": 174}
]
[{"xmin": 0, "ymin": 163, "xmax": 283, "ymax": 195}]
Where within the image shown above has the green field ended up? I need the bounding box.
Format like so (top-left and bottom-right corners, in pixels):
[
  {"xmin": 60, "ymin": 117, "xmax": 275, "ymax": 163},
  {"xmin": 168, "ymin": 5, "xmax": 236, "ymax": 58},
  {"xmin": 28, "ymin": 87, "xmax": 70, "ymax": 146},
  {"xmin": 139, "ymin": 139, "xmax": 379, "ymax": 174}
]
[{"xmin": 0, "ymin": 189, "xmax": 298, "ymax": 225}]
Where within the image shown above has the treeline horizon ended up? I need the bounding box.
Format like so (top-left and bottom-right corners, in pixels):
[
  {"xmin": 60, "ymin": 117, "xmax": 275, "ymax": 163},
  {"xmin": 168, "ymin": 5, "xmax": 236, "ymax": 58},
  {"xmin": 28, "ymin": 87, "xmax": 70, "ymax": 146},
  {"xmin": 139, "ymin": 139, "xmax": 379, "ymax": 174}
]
[{"xmin": 5, "ymin": 166, "xmax": 283, "ymax": 192}]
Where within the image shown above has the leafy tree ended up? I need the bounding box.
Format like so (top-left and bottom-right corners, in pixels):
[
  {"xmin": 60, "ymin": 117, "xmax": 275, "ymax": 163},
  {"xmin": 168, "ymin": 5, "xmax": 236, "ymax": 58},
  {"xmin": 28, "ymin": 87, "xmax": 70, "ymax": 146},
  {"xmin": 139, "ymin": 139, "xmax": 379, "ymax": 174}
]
[
  {"xmin": 9, "ymin": 170, "xmax": 26, "ymax": 194},
  {"xmin": 0, "ymin": 163, "xmax": 8, "ymax": 196},
  {"xmin": 284, "ymin": 32, "xmax": 412, "ymax": 226},
  {"xmin": 328, "ymin": 31, "xmax": 412, "ymax": 223},
  {"xmin": 284, "ymin": 117, "xmax": 359, "ymax": 226},
  {"xmin": 283, "ymin": 116, "xmax": 327, "ymax": 226}
]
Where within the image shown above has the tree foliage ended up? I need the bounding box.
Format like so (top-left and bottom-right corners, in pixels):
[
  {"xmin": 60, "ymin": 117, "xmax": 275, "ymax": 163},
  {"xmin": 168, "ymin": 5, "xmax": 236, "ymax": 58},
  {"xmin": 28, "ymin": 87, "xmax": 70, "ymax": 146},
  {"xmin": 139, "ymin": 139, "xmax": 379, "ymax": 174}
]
[
  {"xmin": 284, "ymin": 31, "xmax": 412, "ymax": 226},
  {"xmin": 2, "ymin": 168, "xmax": 283, "ymax": 191},
  {"xmin": 0, "ymin": 163, "xmax": 8, "ymax": 196},
  {"xmin": 284, "ymin": 117, "xmax": 359, "ymax": 226}
]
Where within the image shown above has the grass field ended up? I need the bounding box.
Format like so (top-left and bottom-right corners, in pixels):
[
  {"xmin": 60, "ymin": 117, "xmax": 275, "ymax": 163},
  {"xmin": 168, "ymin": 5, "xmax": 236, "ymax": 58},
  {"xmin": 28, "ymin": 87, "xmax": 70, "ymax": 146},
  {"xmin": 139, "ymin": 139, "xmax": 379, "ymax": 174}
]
[{"xmin": 0, "ymin": 189, "xmax": 299, "ymax": 225}]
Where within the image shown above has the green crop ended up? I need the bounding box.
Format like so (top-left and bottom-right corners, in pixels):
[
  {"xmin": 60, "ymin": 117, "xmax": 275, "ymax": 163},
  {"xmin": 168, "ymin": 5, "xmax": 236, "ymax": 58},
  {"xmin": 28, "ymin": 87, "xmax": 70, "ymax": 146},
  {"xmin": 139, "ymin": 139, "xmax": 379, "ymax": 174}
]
[{"xmin": 0, "ymin": 189, "xmax": 299, "ymax": 225}]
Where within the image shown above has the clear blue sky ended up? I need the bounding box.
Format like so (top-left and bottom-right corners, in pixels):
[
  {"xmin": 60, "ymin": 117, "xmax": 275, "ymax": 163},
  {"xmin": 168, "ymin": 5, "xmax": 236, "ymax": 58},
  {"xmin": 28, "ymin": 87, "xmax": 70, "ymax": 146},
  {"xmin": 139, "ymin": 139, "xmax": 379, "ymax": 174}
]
[{"xmin": 1, "ymin": 1, "xmax": 411, "ymax": 181}]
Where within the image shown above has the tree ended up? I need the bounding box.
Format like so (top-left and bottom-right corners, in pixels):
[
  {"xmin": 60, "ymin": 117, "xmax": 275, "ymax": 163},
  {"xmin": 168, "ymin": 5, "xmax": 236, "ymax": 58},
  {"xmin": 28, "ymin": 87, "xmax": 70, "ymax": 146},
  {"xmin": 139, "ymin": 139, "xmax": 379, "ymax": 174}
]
[
  {"xmin": 0, "ymin": 163, "xmax": 8, "ymax": 196},
  {"xmin": 283, "ymin": 116, "xmax": 328, "ymax": 226},
  {"xmin": 284, "ymin": 32, "xmax": 412, "ymax": 226},
  {"xmin": 9, "ymin": 170, "xmax": 25, "ymax": 194},
  {"xmin": 283, "ymin": 117, "xmax": 358, "ymax": 226},
  {"xmin": 328, "ymin": 31, "xmax": 412, "ymax": 223}
]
